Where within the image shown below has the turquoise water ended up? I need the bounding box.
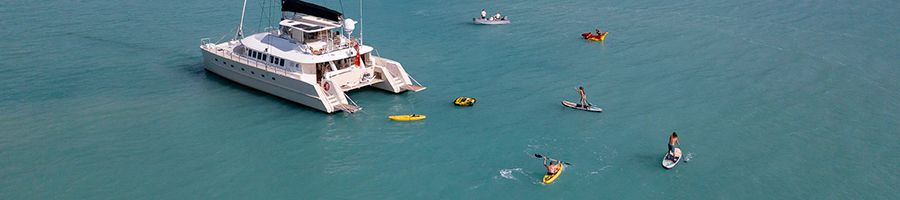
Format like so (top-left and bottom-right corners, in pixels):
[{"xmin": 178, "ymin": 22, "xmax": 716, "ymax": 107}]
[{"xmin": 2, "ymin": 0, "xmax": 898, "ymax": 198}]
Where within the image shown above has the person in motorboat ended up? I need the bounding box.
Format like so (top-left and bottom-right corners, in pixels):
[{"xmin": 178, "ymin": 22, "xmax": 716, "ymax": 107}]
[
  {"xmin": 596, "ymin": 28, "xmax": 604, "ymax": 35},
  {"xmin": 577, "ymin": 86, "xmax": 590, "ymax": 108},
  {"xmin": 543, "ymin": 157, "xmax": 562, "ymax": 175},
  {"xmin": 481, "ymin": 9, "xmax": 487, "ymax": 19},
  {"xmin": 494, "ymin": 12, "xmax": 502, "ymax": 21},
  {"xmin": 667, "ymin": 132, "xmax": 681, "ymax": 161}
]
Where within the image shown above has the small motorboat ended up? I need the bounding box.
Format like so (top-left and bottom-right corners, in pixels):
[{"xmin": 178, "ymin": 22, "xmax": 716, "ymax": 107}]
[
  {"xmin": 581, "ymin": 31, "xmax": 608, "ymax": 41},
  {"xmin": 453, "ymin": 96, "xmax": 477, "ymax": 106},
  {"xmin": 473, "ymin": 17, "xmax": 510, "ymax": 25}
]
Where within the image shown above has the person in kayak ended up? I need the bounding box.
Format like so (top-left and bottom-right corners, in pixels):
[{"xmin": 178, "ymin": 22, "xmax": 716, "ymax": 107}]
[
  {"xmin": 481, "ymin": 9, "xmax": 486, "ymax": 19},
  {"xmin": 543, "ymin": 157, "xmax": 562, "ymax": 175},
  {"xmin": 667, "ymin": 132, "xmax": 680, "ymax": 160},
  {"xmin": 577, "ymin": 86, "xmax": 590, "ymax": 108}
]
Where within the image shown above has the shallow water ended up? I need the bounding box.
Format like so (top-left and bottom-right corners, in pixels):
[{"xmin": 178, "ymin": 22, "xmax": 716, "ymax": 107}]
[{"xmin": 1, "ymin": 0, "xmax": 898, "ymax": 199}]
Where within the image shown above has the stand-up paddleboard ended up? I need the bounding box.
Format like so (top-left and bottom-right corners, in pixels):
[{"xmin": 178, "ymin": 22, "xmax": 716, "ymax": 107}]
[
  {"xmin": 662, "ymin": 148, "xmax": 682, "ymax": 169},
  {"xmin": 542, "ymin": 162, "xmax": 565, "ymax": 184},
  {"xmin": 561, "ymin": 100, "xmax": 603, "ymax": 112}
]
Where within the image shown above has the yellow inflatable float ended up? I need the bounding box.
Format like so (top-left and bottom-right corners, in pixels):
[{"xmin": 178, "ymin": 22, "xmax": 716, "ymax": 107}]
[{"xmin": 453, "ymin": 96, "xmax": 477, "ymax": 106}]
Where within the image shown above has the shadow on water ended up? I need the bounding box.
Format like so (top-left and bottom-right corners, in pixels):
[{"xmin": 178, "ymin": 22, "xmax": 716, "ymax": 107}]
[{"xmin": 634, "ymin": 152, "xmax": 663, "ymax": 171}]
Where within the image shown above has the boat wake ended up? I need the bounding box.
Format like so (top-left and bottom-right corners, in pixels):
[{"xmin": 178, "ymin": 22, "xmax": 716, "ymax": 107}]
[
  {"xmin": 589, "ymin": 165, "xmax": 611, "ymax": 175},
  {"xmin": 495, "ymin": 168, "xmax": 525, "ymax": 181}
]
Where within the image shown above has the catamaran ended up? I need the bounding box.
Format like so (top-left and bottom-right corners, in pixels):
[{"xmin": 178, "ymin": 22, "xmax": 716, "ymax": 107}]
[{"xmin": 200, "ymin": 0, "xmax": 425, "ymax": 113}]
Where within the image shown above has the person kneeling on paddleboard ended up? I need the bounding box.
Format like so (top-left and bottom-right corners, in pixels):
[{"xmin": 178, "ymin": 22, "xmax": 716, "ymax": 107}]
[
  {"xmin": 543, "ymin": 157, "xmax": 562, "ymax": 175},
  {"xmin": 667, "ymin": 132, "xmax": 680, "ymax": 160},
  {"xmin": 577, "ymin": 86, "xmax": 590, "ymax": 109}
]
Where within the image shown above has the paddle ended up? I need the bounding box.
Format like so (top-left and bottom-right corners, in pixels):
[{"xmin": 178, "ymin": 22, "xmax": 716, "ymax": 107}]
[{"xmin": 533, "ymin": 154, "xmax": 572, "ymax": 166}]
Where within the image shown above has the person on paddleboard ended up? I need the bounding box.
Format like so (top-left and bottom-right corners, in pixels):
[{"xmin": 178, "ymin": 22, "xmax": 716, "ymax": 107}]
[
  {"xmin": 667, "ymin": 132, "xmax": 680, "ymax": 160},
  {"xmin": 543, "ymin": 157, "xmax": 562, "ymax": 175},
  {"xmin": 576, "ymin": 86, "xmax": 590, "ymax": 108}
]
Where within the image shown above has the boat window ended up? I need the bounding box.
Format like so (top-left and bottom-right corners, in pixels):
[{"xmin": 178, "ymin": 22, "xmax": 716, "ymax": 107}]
[
  {"xmin": 262, "ymin": 54, "xmax": 267, "ymax": 61},
  {"xmin": 334, "ymin": 59, "xmax": 343, "ymax": 70},
  {"xmin": 280, "ymin": 59, "xmax": 284, "ymax": 66}
]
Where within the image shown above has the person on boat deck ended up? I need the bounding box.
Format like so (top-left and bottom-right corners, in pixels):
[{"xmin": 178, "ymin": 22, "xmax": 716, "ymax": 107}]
[
  {"xmin": 494, "ymin": 12, "xmax": 502, "ymax": 20},
  {"xmin": 481, "ymin": 9, "xmax": 487, "ymax": 19},
  {"xmin": 667, "ymin": 132, "xmax": 680, "ymax": 160},
  {"xmin": 577, "ymin": 86, "xmax": 589, "ymax": 108},
  {"xmin": 543, "ymin": 157, "xmax": 562, "ymax": 175},
  {"xmin": 596, "ymin": 28, "xmax": 604, "ymax": 35}
]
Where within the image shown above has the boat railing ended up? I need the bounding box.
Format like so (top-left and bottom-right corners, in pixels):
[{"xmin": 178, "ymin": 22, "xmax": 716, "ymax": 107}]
[
  {"xmin": 200, "ymin": 38, "xmax": 211, "ymax": 46},
  {"xmin": 344, "ymin": 93, "xmax": 360, "ymax": 108},
  {"xmin": 264, "ymin": 27, "xmax": 279, "ymax": 35},
  {"xmin": 409, "ymin": 75, "xmax": 424, "ymax": 87}
]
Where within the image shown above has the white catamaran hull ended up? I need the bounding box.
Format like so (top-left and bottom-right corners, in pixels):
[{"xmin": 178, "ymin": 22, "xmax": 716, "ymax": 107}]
[
  {"xmin": 201, "ymin": 48, "xmax": 332, "ymax": 112},
  {"xmin": 201, "ymin": 42, "xmax": 422, "ymax": 113},
  {"xmin": 198, "ymin": 0, "xmax": 426, "ymax": 113}
]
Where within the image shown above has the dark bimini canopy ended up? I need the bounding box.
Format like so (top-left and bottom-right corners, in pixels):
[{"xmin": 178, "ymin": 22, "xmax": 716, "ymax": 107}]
[{"xmin": 281, "ymin": 0, "xmax": 343, "ymax": 22}]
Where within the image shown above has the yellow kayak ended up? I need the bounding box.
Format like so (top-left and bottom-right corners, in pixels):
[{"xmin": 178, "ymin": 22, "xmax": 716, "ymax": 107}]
[
  {"xmin": 542, "ymin": 163, "xmax": 565, "ymax": 184},
  {"xmin": 388, "ymin": 114, "xmax": 426, "ymax": 121}
]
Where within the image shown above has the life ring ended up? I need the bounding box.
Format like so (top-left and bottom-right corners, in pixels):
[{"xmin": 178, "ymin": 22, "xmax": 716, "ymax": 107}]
[{"xmin": 322, "ymin": 82, "xmax": 330, "ymax": 91}]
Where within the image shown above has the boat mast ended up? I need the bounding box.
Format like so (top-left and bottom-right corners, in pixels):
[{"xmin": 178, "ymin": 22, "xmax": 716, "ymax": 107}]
[
  {"xmin": 359, "ymin": 0, "xmax": 363, "ymax": 45},
  {"xmin": 235, "ymin": 0, "xmax": 249, "ymax": 40}
]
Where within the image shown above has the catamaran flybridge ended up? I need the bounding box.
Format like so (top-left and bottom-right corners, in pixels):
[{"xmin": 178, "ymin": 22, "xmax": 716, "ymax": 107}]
[{"xmin": 200, "ymin": 0, "xmax": 425, "ymax": 113}]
